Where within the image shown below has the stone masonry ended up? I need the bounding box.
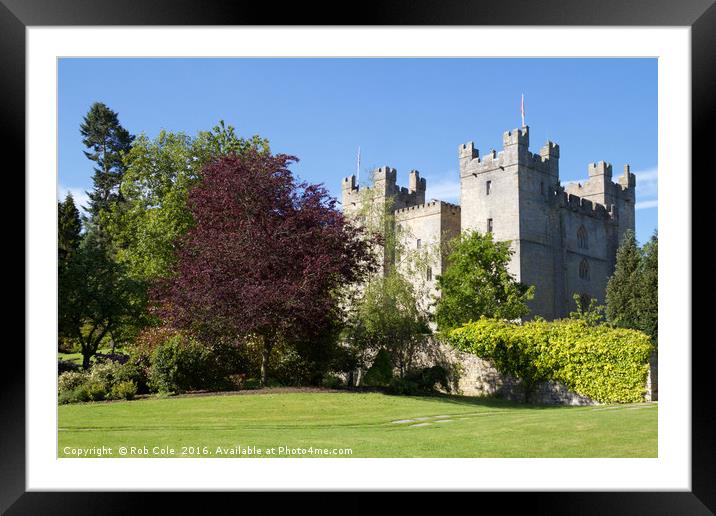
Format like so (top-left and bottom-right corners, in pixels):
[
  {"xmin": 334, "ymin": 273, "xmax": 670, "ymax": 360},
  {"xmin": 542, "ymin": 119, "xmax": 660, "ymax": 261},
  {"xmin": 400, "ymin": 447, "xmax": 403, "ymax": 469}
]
[
  {"xmin": 340, "ymin": 125, "xmax": 646, "ymax": 404},
  {"xmin": 342, "ymin": 125, "xmax": 636, "ymax": 320}
]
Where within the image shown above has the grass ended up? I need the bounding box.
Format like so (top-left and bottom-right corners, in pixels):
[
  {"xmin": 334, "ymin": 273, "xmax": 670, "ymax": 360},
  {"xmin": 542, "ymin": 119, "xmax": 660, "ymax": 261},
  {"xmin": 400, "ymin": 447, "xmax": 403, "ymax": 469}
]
[
  {"xmin": 58, "ymin": 348, "xmax": 116, "ymax": 366},
  {"xmin": 58, "ymin": 390, "xmax": 657, "ymax": 458}
]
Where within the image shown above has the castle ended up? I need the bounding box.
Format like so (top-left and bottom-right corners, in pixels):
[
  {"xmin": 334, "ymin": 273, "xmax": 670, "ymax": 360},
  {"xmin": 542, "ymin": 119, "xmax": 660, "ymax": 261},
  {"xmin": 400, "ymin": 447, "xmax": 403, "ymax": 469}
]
[{"xmin": 342, "ymin": 125, "xmax": 636, "ymax": 320}]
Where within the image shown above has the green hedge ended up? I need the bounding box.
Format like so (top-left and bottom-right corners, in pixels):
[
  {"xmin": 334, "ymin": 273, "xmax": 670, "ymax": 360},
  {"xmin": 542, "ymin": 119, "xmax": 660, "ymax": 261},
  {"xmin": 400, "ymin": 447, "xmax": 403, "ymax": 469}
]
[{"xmin": 447, "ymin": 318, "xmax": 653, "ymax": 403}]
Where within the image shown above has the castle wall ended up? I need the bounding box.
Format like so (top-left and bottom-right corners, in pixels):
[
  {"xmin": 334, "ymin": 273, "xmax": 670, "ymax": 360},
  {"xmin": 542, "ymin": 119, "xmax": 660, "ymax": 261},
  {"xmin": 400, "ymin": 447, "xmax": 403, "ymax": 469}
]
[
  {"xmin": 459, "ymin": 144, "xmax": 522, "ymax": 280},
  {"xmin": 342, "ymin": 125, "xmax": 636, "ymax": 323},
  {"xmin": 395, "ymin": 200, "xmax": 461, "ymax": 313}
]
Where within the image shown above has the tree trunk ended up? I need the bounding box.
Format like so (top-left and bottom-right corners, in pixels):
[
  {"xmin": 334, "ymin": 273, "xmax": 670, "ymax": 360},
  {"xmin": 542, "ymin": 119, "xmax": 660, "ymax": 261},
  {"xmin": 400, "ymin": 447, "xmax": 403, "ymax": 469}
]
[
  {"xmin": 82, "ymin": 352, "xmax": 91, "ymax": 370},
  {"xmin": 260, "ymin": 338, "xmax": 273, "ymax": 387}
]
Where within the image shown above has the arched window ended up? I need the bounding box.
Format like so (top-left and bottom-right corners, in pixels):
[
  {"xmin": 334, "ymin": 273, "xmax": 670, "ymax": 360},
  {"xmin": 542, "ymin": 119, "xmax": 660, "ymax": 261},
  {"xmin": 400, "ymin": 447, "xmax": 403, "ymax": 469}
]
[
  {"xmin": 426, "ymin": 266, "xmax": 433, "ymax": 281},
  {"xmin": 577, "ymin": 225, "xmax": 589, "ymax": 249},
  {"xmin": 579, "ymin": 258, "xmax": 590, "ymax": 280}
]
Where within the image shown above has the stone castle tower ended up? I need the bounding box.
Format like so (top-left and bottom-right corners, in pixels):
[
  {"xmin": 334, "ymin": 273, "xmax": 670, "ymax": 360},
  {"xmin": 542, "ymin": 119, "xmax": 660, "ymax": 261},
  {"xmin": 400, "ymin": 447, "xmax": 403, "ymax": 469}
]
[{"xmin": 342, "ymin": 125, "xmax": 636, "ymax": 320}]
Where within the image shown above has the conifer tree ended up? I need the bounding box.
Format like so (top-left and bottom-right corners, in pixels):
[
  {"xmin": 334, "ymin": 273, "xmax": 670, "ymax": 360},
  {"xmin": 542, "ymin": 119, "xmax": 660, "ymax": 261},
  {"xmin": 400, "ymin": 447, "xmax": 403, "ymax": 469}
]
[
  {"xmin": 639, "ymin": 231, "xmax": 658, "ymax": 344},
  {"xmin": 57, "ymin": 192, "xmax": 82, "ymax": 267},
  {"xmin": 80, "ymin": 102, "xmax": 134, "ymax": 225},
  {"xmin": 605, "ymin": 230, "xmax": 643, "ymax": 330}
]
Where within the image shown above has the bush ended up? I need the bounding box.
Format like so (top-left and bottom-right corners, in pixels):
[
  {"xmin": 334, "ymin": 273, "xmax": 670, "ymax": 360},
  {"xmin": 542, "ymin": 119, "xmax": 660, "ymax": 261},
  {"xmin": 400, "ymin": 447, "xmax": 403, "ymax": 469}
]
[
  {"xmin": 149, "ymin": 334, "xmax": 214, "ymax": 393},
  {"xmin": 58, "ymin": 371, "xmax": 86, "ymax": 393},
  {"xmin": 406, "ymin": 365, "xmax": 451, "ymax": 393},
  {"xmin": 387, "ymin": 366, "xmax": 450, "ymax": 395},
  {"xmin": 321, "ymin": 374, "xmax": 345, "ymax": 389},
  {"xmin": 110, "ymin": 380, "xmax": 138, "ymax": 400},
  {"xmin": 362, "ymin": 349, "xmax": 393, "ymax": 387},
  {"xmin": 79, "ymin": 380, "xmax": 107, "ymax": 401},
  {"xmin": 58, "ymin": 362, "xmax": 141, "ymax": 403},
  {"xmin": 447, "ymin": 318, "xmax": 653, "ymax": 403},
  {"xmin": 87, "ymin": 361, "xmax": 123, "ymax": 388}
]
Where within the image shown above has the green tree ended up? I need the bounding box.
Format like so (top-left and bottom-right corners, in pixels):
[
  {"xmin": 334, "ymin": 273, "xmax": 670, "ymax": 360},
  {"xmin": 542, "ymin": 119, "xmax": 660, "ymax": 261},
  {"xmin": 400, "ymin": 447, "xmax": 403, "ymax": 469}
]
[
  {"xmin": 107, "ymin": 121, "xmax": 269, "ymax": 281},
  {"xmin": 434, "ymin": 231, "xmax": 534, "ymax": 330},
  {"xmin": 605, "ymin": 230, "xmax": 643, "ymax": 331},
  {"xmin": 638, "ymin": 231, "xmax": 658, "ymax": 344},
  {"xmin": 58, "ymin": 193, "xmax": 82, "ymax": 267},
  {"xmin": 345, "ymin": 271, "xmax": 431, "ymax": 378},
  {"xmin": 58, "ymin": 233, "xmax": 146, "ymax": 369},
  {"xmin": 80, "ymin": 102, "xmax": 134, "ymax": 225},
  {"xmin": 569, "ymin": 293, "xmax": 606, "ymax": 326}
]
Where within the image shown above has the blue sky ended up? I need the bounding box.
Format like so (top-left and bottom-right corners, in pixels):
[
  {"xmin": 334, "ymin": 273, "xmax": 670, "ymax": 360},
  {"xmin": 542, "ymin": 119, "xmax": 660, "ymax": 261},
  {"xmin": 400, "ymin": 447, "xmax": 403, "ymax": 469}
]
[{"xmin": 58, "ymin": 58, "xmax": 657, "ymax": 244}]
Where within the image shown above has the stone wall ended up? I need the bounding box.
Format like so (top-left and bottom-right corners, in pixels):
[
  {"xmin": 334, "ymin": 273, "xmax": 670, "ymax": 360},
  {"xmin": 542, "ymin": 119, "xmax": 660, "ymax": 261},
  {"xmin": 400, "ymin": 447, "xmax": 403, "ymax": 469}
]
[{"xmin": 437, "ymin": 341, "xmax": 597, "ymax": 405}]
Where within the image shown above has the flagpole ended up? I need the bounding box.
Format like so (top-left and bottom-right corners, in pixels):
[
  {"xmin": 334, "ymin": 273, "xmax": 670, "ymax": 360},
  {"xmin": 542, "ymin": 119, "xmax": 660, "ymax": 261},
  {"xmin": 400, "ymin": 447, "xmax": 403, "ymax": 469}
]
[
  {"xmin": 356, "ymin": 146, "xmax": 361, "ymax": 184},
  {"xmin": 521, "ymin": 94, "xmax": 525, "ymax": 127}
]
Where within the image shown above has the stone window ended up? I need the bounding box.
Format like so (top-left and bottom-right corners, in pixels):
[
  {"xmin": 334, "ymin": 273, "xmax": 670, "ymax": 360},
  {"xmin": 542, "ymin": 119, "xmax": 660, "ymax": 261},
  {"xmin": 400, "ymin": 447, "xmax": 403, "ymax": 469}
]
[
  {"xmin": 487, "ymin": 218, "xmax": 493, "ymax": 233},
  {"xmin": 577, "ymin": 225, "xmax": 588, "ymax": 249},
  {"xmin": 416, "ymin": 238, "xmax": 421, "ymax": 249},
  {"xmin": 426, "ymin": 266, "xmax": 432, "ymax": 281},
  {"xmin": 486, "ymin": 180, "xmax": 492, "ymax": 195},
  {"xmin": 579, "ymin": 258, "xmax": 590, "ymax": 280}
]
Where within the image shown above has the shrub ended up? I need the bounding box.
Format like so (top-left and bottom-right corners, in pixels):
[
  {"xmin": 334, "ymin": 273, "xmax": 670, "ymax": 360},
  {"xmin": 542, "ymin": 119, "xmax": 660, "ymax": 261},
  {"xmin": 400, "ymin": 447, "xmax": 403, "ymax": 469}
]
[
  {"xmin": 447, "ymin": 318, "xmax": 653, "ymax": 403},
  {"xmin": 405, "ymin": 365, "xmax": 451, "ymax": 393},
  {"xmin": 110, "ymin": 380, "xmax": 138, "ymax": 400},
  {"xmin": 321, "ymin": 374, "xmax": 345, "ymax": 389},
  {"xmin": 79, "ymin": 380, "xmax": 107, "ymax": 401},
  {"xmin": 362, "ymin": 349, "xmax": 393, "ymax": 387},
  {"xmin": 387, "ymin": 377, "xmax": 420, "ymax": 395},
  {"xmin": 58, "ymin": 371, "xmax": 86, "ymax": 394},
  {"xmin": 149, "ymin": 334, "xmax": 214, "ymax": 393},
  {"xmin": 387, "ymin": 366, "xmax": 450, "ymax": 395},
  {"xmin": 87, "ymin": 361, "xmax": 123, "ymax": 389}
]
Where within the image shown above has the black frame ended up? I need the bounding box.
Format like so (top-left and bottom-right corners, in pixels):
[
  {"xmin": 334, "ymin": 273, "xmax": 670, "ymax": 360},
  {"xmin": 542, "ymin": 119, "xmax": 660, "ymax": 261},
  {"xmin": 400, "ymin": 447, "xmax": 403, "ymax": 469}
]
[{"xmin": 3, "ymin": 0, "xmax": 710, "ymax": 513}]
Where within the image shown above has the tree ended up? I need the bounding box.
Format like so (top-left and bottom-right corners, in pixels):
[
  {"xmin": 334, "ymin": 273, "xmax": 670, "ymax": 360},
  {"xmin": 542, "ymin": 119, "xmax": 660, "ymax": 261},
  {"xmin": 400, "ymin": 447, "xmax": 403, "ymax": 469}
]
[
  {"xmin": 154, "ymin": 151, "xmax": 376, "ymax": 386},
  {"xmin": 58, "ymin": 233, "xmax": 146, "ymax": 369},
  {"xmin": 569, "ymin": 293, "xmax": 606, "ymax": 326},
  {"xmin": 434, "ymin": 231, "xmax": 534, "ymax": 330},
  {"xmin": 638, "ymin": 231, "xmax": 658, "ymax": 344},
  {"xmin": 58, "ymin": 192, "xmax": 82, "ymax": 267},
  {"xmin": 80, "ymin": 102, "xmax": 134, "ymax": 225},
  {"xmin": 605, "ymin": 230, "xmax": 643, "ymax": 331},
  {"xmin": 345, "ymin": 271, "xmax": 431, "ymax": 378},
  {"xmin": 107, "ymin": 122, "xmax": 269, "ymax": 282}
]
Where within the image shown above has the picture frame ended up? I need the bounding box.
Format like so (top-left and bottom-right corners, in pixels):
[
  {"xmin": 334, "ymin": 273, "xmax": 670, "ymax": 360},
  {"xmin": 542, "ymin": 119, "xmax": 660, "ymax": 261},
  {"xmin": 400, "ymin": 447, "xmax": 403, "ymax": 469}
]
[{"xmin": 4, "ymin": 0, "xmax": 709, "ymax": 512}]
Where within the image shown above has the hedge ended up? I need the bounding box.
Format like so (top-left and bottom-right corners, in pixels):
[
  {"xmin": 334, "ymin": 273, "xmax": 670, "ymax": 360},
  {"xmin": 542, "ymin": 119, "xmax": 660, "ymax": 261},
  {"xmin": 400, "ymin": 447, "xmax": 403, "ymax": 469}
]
[{"xmin": 447, "ymin": 318, "xmax": 653, "ymax": 403}]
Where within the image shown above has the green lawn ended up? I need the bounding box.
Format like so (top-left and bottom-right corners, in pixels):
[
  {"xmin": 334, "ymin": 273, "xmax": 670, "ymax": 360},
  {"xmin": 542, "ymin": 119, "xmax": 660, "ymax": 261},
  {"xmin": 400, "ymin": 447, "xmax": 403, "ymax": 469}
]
[
  {"xmin": 58, "ymin": 348, "xmax": 114, "ymax": 366},
  {"xmin": 58, "ymin": 390, "xmax": 657, "ymax": 458}
]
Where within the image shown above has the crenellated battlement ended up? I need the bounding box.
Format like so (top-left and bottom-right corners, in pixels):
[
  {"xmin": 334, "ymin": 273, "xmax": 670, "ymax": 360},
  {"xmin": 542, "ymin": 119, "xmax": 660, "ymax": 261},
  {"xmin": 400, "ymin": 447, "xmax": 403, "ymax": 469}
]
[
  {"xmin": 394, "ymin": 199, "xmax": 461, "ymax": 219},
  {"xmin": 588, "ymin": 161, "xmax": 613, "ymax": 178},
  {"xmin": 548, "ymin": 187, "xmax": 616, "ymax": 221},
  {"xmin": 503, "ymin": 126, "xmax": 530, "ymax": 147},
  {"xmin": 339, "ymin": 120, "xmax": 637, "ymax": 323},
  {"xmin": 460, "ymin": 126, "xmax": 559, "ymax": 178},
  {"xmin": 342, "ymin": 166, "xmax": 427, "ymax": 212}
]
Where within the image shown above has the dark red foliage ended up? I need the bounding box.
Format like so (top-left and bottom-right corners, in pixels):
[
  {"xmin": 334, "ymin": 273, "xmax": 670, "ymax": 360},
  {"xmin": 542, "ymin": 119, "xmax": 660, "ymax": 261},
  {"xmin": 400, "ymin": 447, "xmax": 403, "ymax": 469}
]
[{"xmin": 153, "ymin": 151, "xmax": 375, "ymax": 343}]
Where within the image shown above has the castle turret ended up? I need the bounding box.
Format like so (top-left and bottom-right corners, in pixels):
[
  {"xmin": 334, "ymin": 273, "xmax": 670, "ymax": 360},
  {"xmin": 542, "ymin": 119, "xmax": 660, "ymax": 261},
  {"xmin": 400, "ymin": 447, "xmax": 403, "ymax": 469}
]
[
  {"xmin": 458, "ymin": 141, "xmax": 479, "ymax": 170},
  {"xmin": 539, "ymin": 141, "xmax": 560, "ymax": 178},
  {"xmin": 409, "ymin": 169, "xmax": 426, "ymax": 196},
  {"xmin": 502, "ymin": 126, "xmax": 530, "ymax": 163}
]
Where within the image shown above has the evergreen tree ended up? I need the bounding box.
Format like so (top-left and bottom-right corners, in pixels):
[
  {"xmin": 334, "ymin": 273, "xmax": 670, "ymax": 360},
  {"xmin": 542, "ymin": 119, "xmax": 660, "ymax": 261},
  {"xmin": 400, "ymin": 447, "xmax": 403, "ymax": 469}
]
[
  {"xmin": 605, "ymin": 230, "xmax": 643, "ymax": 330},
  {"xmin": 58, "ymin": 192, "xmax": 82, "ymax": 266},
  {"xmin": 639, "ymin": 231, "xmax": 658, "ymax": 344},
  {"xmin": 80, "ymin": 102, "xmax": 134, "ymax": 224}
]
